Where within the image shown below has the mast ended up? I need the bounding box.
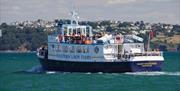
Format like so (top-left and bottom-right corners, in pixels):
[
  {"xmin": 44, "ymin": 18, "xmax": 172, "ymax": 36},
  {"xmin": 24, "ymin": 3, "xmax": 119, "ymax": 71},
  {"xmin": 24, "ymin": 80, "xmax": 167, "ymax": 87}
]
[
  {"xmin": 147, "ymin": 31, "xmax": 153, "ymax": 51},
  {"xmin": 70, "ymin": 5, "xmax": 79, "ymax": 25},
  {"xmin": 147, "ymin": 32, "xmax": 150, "ymax": 51}
]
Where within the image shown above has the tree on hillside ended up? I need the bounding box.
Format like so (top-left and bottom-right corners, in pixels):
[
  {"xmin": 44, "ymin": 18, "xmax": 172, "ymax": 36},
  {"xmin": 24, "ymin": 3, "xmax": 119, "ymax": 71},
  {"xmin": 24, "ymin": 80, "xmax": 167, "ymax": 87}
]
[{"xmin": 0, "ymin": 23, "xmax": 50, "ymax": 51}]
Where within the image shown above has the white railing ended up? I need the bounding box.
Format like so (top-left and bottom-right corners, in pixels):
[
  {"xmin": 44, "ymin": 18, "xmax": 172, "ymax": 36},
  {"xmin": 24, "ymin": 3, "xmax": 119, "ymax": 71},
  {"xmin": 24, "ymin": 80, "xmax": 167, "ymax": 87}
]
[{"xmin": 104, "ymin": 51, "xmax": 163, "ymax": 60}]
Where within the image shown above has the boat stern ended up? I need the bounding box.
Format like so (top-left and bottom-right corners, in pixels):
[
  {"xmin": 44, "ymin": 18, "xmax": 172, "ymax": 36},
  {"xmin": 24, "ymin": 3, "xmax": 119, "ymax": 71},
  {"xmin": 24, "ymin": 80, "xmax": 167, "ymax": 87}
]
[{"xmin": 129, "ymin": 56, "xmax": 164, "ymax": 72}]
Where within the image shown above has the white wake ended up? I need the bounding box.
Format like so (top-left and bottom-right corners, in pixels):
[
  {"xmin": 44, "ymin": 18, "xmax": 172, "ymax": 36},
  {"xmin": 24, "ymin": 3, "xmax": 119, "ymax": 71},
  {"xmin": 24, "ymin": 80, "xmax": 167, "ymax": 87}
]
[
  {"xmin": 46, "ymin": 71, "xmax": 56, "ymax": 74},
  {"xmin": 124, "ymin": 72, "xmax": 180, "ymax": 76}
]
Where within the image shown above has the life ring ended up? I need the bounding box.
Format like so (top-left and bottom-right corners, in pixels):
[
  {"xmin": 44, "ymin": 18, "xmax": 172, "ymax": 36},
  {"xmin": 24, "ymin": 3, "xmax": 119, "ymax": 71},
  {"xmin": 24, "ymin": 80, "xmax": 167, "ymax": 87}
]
[
  {"xmin": 115, "ymin": 35, "xmax": 123, "ymax": 44},
  {"xmin": 94, "ymin": 46, "xmax": 99, "ymax": 53}
]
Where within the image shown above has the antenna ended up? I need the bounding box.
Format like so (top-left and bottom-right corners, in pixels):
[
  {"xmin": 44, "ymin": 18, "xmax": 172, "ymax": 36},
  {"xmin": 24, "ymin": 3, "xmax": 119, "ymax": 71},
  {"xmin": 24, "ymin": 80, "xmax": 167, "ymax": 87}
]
[{"xmin": 69, "ymin": 1, "xmax": 79, "ymax": 25}]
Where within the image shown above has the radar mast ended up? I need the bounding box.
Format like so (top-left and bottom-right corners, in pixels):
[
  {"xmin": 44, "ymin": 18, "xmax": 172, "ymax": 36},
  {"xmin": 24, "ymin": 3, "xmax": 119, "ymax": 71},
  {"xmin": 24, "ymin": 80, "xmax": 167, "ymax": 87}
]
[{"xmin": 70, "ymin": 6, "xmax": 79, "ymax": 25}]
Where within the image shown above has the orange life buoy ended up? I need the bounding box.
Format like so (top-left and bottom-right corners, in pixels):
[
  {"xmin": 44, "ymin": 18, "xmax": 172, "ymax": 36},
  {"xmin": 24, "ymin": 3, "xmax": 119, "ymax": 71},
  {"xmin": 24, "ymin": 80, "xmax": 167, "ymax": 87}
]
[{"xmin": 85, "ymin": 40, "xmax": 92, "ymax": 44}]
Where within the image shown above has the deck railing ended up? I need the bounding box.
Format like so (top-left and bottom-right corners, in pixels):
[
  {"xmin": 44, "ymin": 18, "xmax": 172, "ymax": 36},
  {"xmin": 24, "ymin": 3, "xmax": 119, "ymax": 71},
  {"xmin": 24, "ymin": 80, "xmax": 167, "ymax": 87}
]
[{"xmin": 104, "ymin": 51, "xmax": 163, "ymax": 59}]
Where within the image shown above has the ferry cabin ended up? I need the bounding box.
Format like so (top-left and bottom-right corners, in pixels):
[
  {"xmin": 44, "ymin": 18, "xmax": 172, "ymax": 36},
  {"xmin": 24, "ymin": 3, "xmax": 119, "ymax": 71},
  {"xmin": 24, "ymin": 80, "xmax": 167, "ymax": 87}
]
[
  {"xmin": 37, "ymin": 10, "xmax": 164, "ymax": 72},
  {"xmin": 47, "ymin": 23, "xmax": 162, "ymax": 63}
]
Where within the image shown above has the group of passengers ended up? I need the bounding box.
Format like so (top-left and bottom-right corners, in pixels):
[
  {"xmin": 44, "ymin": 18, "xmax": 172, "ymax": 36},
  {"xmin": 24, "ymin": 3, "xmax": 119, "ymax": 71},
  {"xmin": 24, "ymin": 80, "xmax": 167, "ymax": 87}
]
[{"xmin": 61, "ymin": 32, "xmax": 106, "ymax": 44}]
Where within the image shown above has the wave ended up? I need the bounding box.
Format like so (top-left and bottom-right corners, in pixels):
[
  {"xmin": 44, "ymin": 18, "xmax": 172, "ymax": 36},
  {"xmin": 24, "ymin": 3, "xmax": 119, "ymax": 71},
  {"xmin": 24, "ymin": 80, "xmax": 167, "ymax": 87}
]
[
  {"xmin": 124, "ymin": 72, "xmax": 180, "ymax": 76},
  {"xmin": 85, "ymin": 72, "xmax": 92, "ymax": 74},
  {"xmin": 26, "ymin": 65, "xmax": 45, "ymax": 73},
  {"xmin": 16, "ymin": 65, "xmax": 180, "ymax": 76},
  {"xmin": 13, "ymin": 65, "xmax": 45, "ymax": 74},
  {"xmin": 46, "ymin": 71, "xmax": 56, "ymax": 74}
]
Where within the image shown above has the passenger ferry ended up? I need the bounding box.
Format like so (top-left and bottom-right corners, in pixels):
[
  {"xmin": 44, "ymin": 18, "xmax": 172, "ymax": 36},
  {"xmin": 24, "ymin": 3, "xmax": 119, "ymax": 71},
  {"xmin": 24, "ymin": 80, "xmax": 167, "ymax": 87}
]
[{"xmin": 37, "ymin": 11, "xmax": 164, "ymax": 73}]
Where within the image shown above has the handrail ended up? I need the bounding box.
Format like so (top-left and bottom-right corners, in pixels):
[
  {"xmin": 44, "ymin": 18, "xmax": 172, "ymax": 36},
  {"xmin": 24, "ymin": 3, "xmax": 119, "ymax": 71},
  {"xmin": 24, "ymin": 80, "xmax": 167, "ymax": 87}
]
[{"xmin": 104, "ymin": 51, "xmax": 163, "ymax": 57}]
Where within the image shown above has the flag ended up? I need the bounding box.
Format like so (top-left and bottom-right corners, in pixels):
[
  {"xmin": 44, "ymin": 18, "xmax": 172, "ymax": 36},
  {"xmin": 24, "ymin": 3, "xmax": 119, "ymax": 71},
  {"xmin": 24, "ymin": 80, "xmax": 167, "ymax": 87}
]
[{"xmin": 149, "ymin": 31, "xmax": 154, "ymax": 39}]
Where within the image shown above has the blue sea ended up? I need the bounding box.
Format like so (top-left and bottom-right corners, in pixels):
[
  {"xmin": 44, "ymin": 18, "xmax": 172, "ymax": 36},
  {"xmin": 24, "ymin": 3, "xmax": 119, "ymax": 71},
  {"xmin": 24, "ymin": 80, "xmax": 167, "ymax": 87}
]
[{"xmin": 0, "ymin": 52, "xmax": 179, "ymax": 91}]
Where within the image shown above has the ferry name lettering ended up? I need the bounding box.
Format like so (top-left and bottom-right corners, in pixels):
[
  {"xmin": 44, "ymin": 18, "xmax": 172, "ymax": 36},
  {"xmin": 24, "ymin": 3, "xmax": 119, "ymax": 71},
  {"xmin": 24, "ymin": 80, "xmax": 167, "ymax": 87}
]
[{"xmin": 137, "ymin": 62, "xmax": 157, "ymax": 67}]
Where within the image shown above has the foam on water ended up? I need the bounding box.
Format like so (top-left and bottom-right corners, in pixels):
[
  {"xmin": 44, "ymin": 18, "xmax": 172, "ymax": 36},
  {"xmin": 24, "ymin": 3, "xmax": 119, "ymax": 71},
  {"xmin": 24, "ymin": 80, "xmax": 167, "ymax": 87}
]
[
  {"xmin": 14, "ymin": 65, "xmax": 45, "ymax": 74},
  {"xmin": 46, "ymin": 71, "xmax": 56, "ymax": 74},
  {"xmin": 25, "ymin": 66, "xmax": 63, "ymax": 74},
  {"xmin": 24, "ymin": 65, "xmax": 45, "ymax": 73},
  {"xmin": 97, "ymin": 72, "xmax": 103, "ymax": 74},
  {"xmin": 124, "ymin": 71, "xmax": 180, "ymax": 76},
  {"xmin": 85, "ymin": 72, "xmax": 92, "ymax": 74},
  {"xmin": 24, "ymin": 65, "xmax": 180, "ymax": 76}
]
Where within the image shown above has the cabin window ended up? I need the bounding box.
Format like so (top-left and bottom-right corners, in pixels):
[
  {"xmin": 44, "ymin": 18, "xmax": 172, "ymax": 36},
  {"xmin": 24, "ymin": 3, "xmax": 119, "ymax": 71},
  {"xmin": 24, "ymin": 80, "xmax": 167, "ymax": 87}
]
[
  {"xmin": 57, "ymin": 44, "xmax": 61, "ymax": 52},
  {"xmin": 85, "ymin": 46, "xmax": 89, "ymax": 53},
  {"xmin": 83, "ymin": 28, "xmax": 86, "ymax": 36},
  {"xmin": 80, "ymin": 28, "xmax": 84, "ymax": 35},
  {"xmin": 81, "ymin": 46, "xmax": 89, "ymax": 53},
  {"xmin": 77, "ymin": 28, "xmax": 81, "ymax": 35},
  {"xmin": 81, "ymin": 46, "xmax": 85, "ymax": 53},
  {"xmin": 64, "ymin": 27, "xmax": 67, "ymax": 35},
  {"xmin": 73, "ymin": 28, "xmax": 76, "ymax": 35},
  {"xmin": 55, "ymin": 45, "xmax": 58, "ymax": 50},
  {"xmin": 86, "ymin": 27, "xmax": 90, "ymax": 36},
  {"xmin": 72, "ymin": 21, "xmax": 76, "ymax": 24},
  {"xmin": 51, "ymin": 44, "xmax": 55, "ymax": 50},
  {"xmin": 63, "ymin": 46, "xmax": 68, "ymax": 53},
  {"xmin": 69, "ymin": 46, "xmax": 75, "ymax": 53},
  {"xmin": 69, "ymin": 28, "xmax": 72, "ymax": 35},
  {"xmin": 76, "ymin": 46, "xmax": 82, "ymax": 53}
]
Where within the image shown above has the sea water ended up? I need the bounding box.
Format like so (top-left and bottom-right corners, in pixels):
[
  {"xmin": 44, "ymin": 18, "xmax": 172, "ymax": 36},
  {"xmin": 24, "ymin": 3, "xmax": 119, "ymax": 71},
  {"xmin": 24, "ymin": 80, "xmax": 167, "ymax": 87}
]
[{"xmin": 0, "ymin": 52, "xmax": 179, "ymax": 91}]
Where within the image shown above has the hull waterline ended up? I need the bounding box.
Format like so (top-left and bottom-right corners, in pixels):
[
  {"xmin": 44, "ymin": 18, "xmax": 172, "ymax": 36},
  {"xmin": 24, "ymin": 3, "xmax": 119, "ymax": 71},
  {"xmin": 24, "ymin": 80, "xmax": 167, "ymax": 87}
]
[{"xmin": 38, "ymin": 58, "xmax": 163, "ymax": 73}]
